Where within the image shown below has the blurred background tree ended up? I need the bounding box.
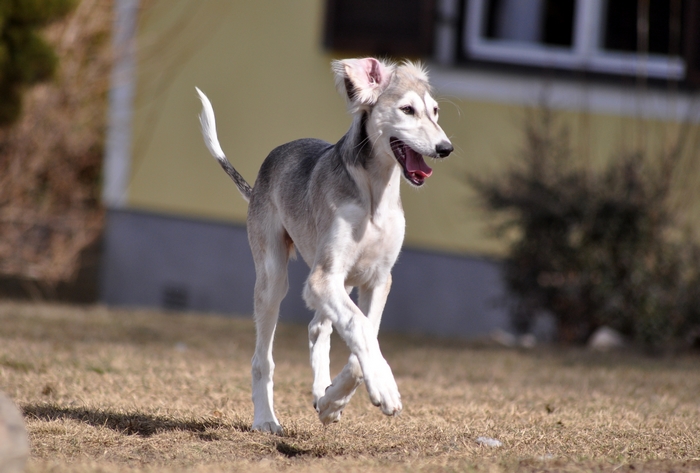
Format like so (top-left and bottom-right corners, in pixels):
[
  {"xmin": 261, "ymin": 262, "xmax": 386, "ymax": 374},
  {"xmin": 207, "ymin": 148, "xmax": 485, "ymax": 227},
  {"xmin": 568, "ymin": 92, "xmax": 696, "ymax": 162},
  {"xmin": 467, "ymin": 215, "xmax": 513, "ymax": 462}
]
[
  {"xmin": 471, "ymin": 107, "xmax": 700, "ymax": 352},
  {"xmin": 0, "ymin": 0, "xmax": 76, "ymax": 124},
  {"xmin": 0, "ymin": 0, "xmax": 112, "ymax": 299}
]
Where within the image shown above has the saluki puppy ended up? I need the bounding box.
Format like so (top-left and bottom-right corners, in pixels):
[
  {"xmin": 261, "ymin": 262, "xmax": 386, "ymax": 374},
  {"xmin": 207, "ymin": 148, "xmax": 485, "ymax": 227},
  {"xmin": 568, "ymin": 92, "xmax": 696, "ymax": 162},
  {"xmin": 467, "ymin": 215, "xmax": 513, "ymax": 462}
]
[{"xmin": 196, "ymin": 57, "xmax": 452, "ymax": 434}]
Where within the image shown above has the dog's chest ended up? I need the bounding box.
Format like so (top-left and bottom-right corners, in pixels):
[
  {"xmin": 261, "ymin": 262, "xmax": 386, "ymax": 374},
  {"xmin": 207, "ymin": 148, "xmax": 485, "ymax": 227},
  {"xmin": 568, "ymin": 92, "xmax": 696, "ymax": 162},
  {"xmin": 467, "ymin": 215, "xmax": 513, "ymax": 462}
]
[{"xmin": 346, "ymin": 210, "xmax": 405, "ymax": 286}]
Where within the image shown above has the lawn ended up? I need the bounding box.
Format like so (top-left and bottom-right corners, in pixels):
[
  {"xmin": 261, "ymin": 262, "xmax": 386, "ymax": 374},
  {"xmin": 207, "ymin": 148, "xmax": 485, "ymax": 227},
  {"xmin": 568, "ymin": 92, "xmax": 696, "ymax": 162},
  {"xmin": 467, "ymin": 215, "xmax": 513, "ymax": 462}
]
[{"xmin": 1, "ymin": 301, "xmax": 699, "ymax": 472}]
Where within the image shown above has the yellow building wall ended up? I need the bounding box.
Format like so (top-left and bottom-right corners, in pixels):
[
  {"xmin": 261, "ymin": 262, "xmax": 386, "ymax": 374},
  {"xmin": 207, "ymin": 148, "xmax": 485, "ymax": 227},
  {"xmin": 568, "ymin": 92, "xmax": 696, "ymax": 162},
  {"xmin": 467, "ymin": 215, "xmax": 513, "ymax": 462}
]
[{"xmin": 127, "ymin": 0, "xmax": 698, "ymax": 257}]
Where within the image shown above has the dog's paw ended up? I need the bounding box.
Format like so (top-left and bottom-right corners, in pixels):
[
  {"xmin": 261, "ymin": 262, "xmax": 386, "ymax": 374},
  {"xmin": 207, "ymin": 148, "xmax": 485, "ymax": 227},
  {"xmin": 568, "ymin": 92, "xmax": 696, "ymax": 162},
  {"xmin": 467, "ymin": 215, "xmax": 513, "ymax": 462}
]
[
  {"xmin": 316, "ymin": 379, "xmax": 361, "ymax": 425},
  {"xmin": 312, "ymin": 385, "xmax": 329, "ymax": 412},
  {"xmin": 363, "ymin": 359, "xmax": 402, "ymax": 416},
  {"xmin": 252, "ymin": 421, "xmax": 284, "ymax": 435},
  {"xmin": 317, "ymin": 399, "xmax": 344, "ymax": 425},
  {"xmin": 316, "ymin": 390, "xmax": 349, "ymax": 425}
]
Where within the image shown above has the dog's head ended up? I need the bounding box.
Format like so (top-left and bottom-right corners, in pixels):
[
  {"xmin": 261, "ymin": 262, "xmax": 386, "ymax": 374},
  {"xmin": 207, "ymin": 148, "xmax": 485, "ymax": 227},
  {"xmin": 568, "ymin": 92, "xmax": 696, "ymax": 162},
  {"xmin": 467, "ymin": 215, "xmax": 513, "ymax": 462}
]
[{"xmin": 332, "ymin": 57, "xmax": 453, "ymax": 187}]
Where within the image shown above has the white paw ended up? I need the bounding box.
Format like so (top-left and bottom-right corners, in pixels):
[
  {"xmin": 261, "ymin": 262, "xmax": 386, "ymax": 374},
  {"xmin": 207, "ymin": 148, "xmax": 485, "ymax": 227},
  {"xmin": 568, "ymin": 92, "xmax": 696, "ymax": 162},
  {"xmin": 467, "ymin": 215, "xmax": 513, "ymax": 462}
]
[
  {"xmin": 363, "ymin": 359, "xmax": 402, "ymax": 416},
  {"xmin": 252, "ymin": 421, "xmax": 284, "ymax": 435},
  {"xmin": 312, "ymin": 384, "xmax": 329, "ymax": 412},
  {"xmin": 316, "ymin": 384, "xmax": 357, "ymax": 425},
  {"xmin": 316, "ymin": 395, "xmax": 345, "ymax": 425}
]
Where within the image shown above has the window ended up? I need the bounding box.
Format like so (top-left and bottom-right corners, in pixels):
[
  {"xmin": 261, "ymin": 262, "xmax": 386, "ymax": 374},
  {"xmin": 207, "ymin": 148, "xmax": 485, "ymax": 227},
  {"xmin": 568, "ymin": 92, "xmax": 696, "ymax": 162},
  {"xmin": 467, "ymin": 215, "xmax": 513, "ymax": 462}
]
[
  {"xmin": 464, "ymin": 0, "xmax": 686, "ymax": 79},
  {"xmin": 323, "ymin": 0, "xmax": 700, "ymax": 85},
  {"xmin": 324, "ymin": 0, "xmax": 436, "ymax": 58}
]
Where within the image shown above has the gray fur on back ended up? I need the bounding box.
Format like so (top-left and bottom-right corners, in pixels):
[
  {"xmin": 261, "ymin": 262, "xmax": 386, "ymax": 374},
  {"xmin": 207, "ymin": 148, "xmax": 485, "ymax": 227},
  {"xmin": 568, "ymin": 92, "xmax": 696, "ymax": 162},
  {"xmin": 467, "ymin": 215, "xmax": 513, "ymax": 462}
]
[{"xmin": 248, "ymin": 123, "xmax": 369, "ymax": 265}]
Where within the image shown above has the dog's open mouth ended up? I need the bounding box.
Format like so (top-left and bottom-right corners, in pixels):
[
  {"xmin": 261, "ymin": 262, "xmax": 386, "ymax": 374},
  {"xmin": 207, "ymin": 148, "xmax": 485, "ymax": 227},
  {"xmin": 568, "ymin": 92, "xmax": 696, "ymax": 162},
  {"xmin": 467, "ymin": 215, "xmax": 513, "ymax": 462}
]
[{"xmin": 390, "ymin": 138, "xmax": 432, "ymax": 186}]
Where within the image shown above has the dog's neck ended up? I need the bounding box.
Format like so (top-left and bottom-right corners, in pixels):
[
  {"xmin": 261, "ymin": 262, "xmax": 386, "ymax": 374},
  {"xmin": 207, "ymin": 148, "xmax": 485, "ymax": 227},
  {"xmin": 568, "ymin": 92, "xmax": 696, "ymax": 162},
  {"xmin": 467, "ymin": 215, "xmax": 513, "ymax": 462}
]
[
  {"xmin": 337, "ymin": 111, "xmax": 372, "ymax": 168},
  {"xmin": 338, "ymin": 111, "xmax": 403, "ymax": 218}
]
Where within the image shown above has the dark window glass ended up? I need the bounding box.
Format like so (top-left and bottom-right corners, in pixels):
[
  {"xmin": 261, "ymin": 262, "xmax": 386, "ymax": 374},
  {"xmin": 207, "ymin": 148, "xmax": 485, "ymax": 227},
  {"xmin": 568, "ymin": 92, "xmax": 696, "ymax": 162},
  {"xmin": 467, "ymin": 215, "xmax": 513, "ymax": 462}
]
[
  {"xmin": 603, "ymin": 0, "xmax": 685, "ymax": 56},
  {"xmin": 324, "ymin": 0, "xmax": 435, "ymax": 57},
  {"xmin": 543, "ymin": 0, "xmax": 576, "ymax": 46},
  {"xmin": 484, "ymin": 0, "xmax": 575, "ymax": 47}
]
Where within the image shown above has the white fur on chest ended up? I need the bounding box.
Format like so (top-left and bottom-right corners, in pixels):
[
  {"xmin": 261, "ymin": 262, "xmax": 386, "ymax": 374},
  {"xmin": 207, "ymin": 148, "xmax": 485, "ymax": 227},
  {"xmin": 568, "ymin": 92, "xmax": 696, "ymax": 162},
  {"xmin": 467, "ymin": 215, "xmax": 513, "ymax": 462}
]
[{"xmin": 338, "ymin": 200, "xmax": 405, "ymax": 288}]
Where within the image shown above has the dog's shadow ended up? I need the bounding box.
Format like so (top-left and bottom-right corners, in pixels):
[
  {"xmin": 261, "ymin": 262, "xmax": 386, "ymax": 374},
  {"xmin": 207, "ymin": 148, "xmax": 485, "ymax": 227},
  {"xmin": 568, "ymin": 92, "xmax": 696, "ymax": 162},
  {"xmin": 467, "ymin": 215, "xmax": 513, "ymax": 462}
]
[{"xmin": 22, "ymin": 403, "xmax": 249, "ymax": 438}]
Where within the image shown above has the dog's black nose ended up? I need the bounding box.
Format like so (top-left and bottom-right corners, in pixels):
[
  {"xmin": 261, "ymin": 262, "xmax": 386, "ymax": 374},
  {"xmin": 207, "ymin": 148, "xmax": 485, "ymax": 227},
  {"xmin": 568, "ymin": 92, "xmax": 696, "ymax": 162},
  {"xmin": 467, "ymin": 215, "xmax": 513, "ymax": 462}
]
[{"xmin": 436, "ymin": 141, "xmax": 453, "ymax": 158}]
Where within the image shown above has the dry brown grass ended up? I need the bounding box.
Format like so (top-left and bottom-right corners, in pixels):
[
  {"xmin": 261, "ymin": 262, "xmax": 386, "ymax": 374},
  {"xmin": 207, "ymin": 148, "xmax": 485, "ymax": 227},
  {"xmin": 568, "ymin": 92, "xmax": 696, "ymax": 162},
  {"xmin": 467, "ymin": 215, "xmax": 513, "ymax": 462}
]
[{"xmin": 1, "ymin": 301, "xmax": 699, "ymax": 472}]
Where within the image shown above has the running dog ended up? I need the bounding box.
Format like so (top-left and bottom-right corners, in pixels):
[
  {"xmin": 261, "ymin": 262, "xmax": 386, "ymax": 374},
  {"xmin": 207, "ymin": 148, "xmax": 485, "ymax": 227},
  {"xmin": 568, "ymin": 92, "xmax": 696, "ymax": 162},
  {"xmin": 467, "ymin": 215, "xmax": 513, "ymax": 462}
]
[{"xmin": 196, "ymin": 57, "xmax": 452, "ymax": 434}]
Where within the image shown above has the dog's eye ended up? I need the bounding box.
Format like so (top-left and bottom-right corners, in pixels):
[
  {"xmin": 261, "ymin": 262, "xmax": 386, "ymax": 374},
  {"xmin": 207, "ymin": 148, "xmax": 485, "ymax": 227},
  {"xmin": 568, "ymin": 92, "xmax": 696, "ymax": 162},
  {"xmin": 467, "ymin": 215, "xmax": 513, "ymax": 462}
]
[
  {"xmin": 400, "ymin": 106, "xmax": 415, "ymax": 116},
  {"xmin": 434, "ymin": 106, "xmax": 439, "ymax": 115}
]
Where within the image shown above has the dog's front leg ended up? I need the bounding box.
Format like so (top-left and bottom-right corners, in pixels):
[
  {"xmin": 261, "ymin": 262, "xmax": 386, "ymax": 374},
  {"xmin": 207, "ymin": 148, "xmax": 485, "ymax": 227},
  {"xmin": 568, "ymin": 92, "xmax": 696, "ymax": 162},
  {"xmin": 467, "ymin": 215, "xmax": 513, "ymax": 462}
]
[
  {"xmin": 315, "ymin": 276, "xmax": 393, "ymax": 424},
  {"xmin": 308, "ymin": 285, "xmax": 355, "ymax": 412},
  {"xmin": 308, "ymin": 311, "xmax": 333, "ymax": 408},
  {"xmin": 304, "ymin": 271, "xmax": 401, "ymax": 420}
]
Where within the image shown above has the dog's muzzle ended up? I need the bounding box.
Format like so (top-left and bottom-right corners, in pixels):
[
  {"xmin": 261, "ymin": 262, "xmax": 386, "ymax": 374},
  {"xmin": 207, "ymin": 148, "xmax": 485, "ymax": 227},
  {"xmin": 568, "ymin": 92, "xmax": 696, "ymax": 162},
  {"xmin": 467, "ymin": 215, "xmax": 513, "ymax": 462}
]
[{"xmin": 390, "ymin": 138, "xmax": 432, "ymax": 186}]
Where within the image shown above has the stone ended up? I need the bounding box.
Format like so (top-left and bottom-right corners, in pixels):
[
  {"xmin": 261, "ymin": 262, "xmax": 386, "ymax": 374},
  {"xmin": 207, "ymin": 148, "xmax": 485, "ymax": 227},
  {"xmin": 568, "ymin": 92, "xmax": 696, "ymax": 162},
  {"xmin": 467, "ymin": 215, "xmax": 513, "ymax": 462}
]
[
  {"xmin": 0, "ymin": 392, "xmax": 29, "ymax": 473},
  {"xmin": 475, "ymin": 436, "xmax": 503, "ymax": 447},
  {"xmin": 588, "ymin": 326, "xmax": 625, "ymax": 351}
]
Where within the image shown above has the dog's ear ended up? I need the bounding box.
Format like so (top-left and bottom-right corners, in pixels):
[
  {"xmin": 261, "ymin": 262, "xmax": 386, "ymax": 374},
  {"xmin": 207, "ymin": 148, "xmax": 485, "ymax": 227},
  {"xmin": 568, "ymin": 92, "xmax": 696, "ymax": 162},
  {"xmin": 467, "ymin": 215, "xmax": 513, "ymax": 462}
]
[{"xmin": 332, "ymin": 58, "xmax": 394, "ymax": 108}]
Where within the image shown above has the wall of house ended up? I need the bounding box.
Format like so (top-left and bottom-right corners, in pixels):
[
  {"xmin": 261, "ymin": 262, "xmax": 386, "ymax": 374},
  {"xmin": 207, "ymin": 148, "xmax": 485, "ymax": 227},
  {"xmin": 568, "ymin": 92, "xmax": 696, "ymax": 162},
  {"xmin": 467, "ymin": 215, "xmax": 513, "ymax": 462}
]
[
  {"xmin": 121, "ymin": 0, "xmax": 699, "ymax": 256},
  {"xmin": 101, "ymin": 0, "xmax": 700, "ymax": 338}
]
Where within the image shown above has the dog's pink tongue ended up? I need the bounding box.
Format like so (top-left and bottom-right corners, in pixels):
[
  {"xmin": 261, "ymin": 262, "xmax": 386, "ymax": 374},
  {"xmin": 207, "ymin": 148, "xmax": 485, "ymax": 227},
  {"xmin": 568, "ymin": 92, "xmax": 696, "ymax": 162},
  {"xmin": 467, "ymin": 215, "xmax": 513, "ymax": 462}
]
[{"xmin": 405, "ymin": 148, "xmax": 432, "ymax": 178}]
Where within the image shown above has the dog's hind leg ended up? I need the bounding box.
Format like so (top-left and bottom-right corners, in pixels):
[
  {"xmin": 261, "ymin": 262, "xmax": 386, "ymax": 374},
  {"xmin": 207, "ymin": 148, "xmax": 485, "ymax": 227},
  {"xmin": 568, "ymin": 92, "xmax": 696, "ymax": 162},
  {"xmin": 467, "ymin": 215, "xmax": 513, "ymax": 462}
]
[
  {"xmin": 249, "ymin": 226, "xmax": 290, "ymax": 435},
  {"xmin": 315, "ymin": 275, "xmax": 394, "ymax": 424}
]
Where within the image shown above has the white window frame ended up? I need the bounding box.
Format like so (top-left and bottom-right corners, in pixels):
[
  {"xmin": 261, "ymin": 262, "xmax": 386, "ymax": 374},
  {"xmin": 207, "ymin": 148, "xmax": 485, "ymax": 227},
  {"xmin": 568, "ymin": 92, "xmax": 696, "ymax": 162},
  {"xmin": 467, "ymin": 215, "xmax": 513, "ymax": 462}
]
[{"xmin": 464, "ymin": 0, "xmax": 686, "ymax": 80}]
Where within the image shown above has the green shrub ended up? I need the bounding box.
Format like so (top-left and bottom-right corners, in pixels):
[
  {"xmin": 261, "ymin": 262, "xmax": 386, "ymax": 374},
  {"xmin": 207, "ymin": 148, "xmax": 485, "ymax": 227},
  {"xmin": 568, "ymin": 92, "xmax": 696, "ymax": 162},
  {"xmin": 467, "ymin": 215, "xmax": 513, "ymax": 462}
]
[
  {"xmin": 0, "ymin": 0, "xmax": 75, "ymax": 124},
  {"xmin": 471, "ymin": 108, "xmax": 700, "ymax": 350}
]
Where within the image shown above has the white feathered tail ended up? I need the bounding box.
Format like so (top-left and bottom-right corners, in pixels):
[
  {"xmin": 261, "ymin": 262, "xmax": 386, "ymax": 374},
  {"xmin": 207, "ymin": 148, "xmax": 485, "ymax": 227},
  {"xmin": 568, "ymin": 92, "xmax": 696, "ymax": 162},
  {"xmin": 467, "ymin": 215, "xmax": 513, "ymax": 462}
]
[{"xmin": 196, "ymin": 87, "xmax": 252, "ymax": 202}]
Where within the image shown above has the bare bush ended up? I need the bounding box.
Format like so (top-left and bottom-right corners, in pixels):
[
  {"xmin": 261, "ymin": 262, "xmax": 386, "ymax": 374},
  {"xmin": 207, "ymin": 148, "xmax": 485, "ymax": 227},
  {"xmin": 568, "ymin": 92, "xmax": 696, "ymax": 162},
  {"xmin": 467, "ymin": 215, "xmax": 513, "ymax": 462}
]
[
  {"xmin": 0, "ymin": 0, "xmax": 112, "ymax": 285},
  {"xmin": 471, "ymin": 107, "xmax": 700, "ymax": 350}
]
